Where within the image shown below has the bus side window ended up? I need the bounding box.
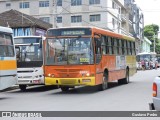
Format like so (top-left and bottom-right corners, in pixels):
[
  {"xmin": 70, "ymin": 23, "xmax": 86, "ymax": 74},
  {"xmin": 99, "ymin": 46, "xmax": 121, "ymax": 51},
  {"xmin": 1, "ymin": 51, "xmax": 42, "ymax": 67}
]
[
  {"xmin": 132, "ymin": 42, "xmax": 136, "ymax": 55},
  {"xmin": 114, "ymin": 38, "xmax": 118, "ymax": 55},
  {"xmin": 94, "ymin": 36, "xmax": 102, "ymax": 63},
  {"xmin": 101, "ymin": 35, "xmax": 106, "ymax": 55},
  {"xmin": 105, "ymin": 36, "xmax": 109, "ymax": 54},
  {"xmin": 130, "ymin": 42, "xmax": 133, "ymax": 55},
  {"xmin": 126, "ymin": 41, "xmax": 128, "ymax": 55},
  {"xmin": 116, "ymin": 39, "xmax": 119, "ymax": 54},
  {"xmin": 122, "ymin": 40, "xmax": 125, "ymax": 55},
  {"xmin": 119, "ymin": 39, "xmax": 122, "ymax": 55},
  {"xmin": 128, "ymin": 41, "xmax": 132, "ymax": 55},
  {"xmin": 124, "ymin": 40, "xmax": 127, "ymax": 55},
  {"xmin": 111, "ymin": 38, "xmax": 114, "ymax": 54},
  {"xmin": 108, "ymin": 37, "xmax": 112, "ymax": 55}
]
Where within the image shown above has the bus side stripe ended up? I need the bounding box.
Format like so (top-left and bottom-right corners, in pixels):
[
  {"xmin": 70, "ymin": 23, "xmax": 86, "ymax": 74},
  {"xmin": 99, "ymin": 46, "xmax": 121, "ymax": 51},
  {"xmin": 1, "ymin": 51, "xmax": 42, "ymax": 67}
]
[{"xmin": 0, "ymin": 60, "xmax": 17, "ymax": 70}]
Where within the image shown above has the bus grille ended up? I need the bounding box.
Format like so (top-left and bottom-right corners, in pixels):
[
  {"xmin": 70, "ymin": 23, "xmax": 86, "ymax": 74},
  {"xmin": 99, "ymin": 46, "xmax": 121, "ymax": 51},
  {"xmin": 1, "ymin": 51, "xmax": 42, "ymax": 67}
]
[
  {"xmin": 60, "ymin": 79, "xmax": 76, "ymax": 84},
  {"xmin": 18, "ymin": 76, "xmax": 32, "ymax": 78},
  {"xmin": 55, "ymin": 69, "xmax": 82, "ymax": 73},
  {"xmin": 18, "ymin": 80, "xmax": 30, "ymax": 83}
]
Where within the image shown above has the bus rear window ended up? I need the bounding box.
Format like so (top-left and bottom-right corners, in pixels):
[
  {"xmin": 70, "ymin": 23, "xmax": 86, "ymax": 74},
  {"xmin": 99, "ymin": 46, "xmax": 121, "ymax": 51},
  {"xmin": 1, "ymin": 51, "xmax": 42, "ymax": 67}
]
[{"xmin": 14, "ymin": 38, "xmax": 41, "ymax": 44}]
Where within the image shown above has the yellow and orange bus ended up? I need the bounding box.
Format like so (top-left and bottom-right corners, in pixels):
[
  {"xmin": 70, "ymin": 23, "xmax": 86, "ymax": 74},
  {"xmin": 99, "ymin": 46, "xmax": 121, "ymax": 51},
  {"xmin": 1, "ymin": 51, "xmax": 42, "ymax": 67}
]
[
  {"xmin": 0, "ymin": 26, "xmax": 17, "ymax": 90},
  {"xmin": 44, "ymin": 27, "xmax": 136, "ymax": 91}
]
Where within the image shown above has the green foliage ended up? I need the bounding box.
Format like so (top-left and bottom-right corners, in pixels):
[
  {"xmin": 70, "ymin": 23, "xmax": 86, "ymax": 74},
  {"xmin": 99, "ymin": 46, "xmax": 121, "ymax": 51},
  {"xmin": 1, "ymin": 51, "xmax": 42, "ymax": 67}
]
[{"xmin": 144, "ymin": 24, "xmax": 160, "ymax": 53}]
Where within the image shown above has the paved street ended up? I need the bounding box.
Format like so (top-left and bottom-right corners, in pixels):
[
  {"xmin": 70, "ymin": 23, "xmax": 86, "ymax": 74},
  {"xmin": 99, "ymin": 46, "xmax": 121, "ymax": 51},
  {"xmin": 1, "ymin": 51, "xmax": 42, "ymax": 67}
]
[
  {"xmin": 0, "ymin": 69, "xmax": 160, "ymax": 120},
  {"xmin": 1, "ymin": 69, "xmax": 159, "ymax": 111}
]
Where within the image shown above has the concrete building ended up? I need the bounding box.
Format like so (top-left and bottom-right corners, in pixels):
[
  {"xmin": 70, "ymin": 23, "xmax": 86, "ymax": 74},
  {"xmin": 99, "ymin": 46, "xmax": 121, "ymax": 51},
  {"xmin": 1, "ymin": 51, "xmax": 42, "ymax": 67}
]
[
  {"xmin": 0, "ymin": 0, "xmax": 144, "ymax": 44},
  {"xmin": 142, "ymin": 37, "xmax": 152, "ymax": 53},
  {"xmin": 0, "ymin": 0, "xmax": 129, "ymax": 34},
  {"xmin": 132, "ymin": 4, "xmax": 144, "ymax": 53},
  {"xmin": 124, "ymin": 0, "xmax": 144, "ymax": 53},
  {"xmin": 0, "ymin": 9, "xmax": 52, "ymax": 36}
]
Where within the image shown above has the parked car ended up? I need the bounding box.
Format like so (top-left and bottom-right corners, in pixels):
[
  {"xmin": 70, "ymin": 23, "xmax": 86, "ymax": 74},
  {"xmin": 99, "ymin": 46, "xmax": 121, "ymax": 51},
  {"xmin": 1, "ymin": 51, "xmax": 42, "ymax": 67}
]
[{"xmin": 149, "ymin": 77, "xmax": 160, "ymax": 111}]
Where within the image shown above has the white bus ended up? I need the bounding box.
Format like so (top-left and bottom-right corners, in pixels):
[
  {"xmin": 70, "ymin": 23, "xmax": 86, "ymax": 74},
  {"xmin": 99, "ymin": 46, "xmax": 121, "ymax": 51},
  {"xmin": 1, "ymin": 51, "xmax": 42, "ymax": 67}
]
[
  {"xmin": 136, "ymin": 52, "xmax": 157, "ymax": 70},
  {"xmin": 0, "ymin": 26, "xmax": 17, "ymax": 90},
  {"xmin": 14, "ymin": 36, "xmax": 44, "ymax": 91}
]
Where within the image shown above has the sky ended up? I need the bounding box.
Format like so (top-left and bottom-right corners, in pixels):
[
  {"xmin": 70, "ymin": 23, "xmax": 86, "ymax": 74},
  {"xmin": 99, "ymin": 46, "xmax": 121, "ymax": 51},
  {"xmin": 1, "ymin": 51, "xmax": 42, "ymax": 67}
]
[{"xmin": 135, "ymin": 0, "xmax": 160, "ymax": 26}]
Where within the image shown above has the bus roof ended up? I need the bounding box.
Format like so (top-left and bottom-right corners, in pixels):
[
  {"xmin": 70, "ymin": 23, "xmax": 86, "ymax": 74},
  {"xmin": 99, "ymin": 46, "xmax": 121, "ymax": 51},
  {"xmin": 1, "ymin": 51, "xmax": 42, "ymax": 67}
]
[
  {"xmin": 0, "ymin": 26, "xmax": 13, "ymax": 34},
  {"xmin": 48, "ymin": 26, "xmax": 135, "ymax": 41},
  {"xmin": 137, "ymin": 52, "xmax": 156, "ymax": 55},
  {"xmin": 14, "ymin": 36, "xmax": 42, "ymax": 39}
]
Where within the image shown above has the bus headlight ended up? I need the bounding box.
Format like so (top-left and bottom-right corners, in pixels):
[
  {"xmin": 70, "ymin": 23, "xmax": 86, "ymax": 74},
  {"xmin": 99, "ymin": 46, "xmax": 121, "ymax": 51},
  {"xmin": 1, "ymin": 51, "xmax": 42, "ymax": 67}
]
[
  {"xmin": 48, "ymin": 73, "xmax": 51, "ymax": 77},
  {"xmin": 80, "ymin": 71, "xmax": 90, "ymax": 77},
  {"xmin": 47, "ymin": 73, "xmax": 54, "ymax": 77},
  {"xmin": 86, "ymin": 73, "xmax": 90, "ymax": 77}
]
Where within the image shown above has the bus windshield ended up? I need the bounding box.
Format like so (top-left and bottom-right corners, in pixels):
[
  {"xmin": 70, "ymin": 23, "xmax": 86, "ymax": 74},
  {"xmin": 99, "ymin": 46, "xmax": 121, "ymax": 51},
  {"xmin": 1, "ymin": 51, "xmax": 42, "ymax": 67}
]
[
  {"xmin": 14, "ymin": 37, "xmax": 43, "ymax": 62},
  {"xmin": 45, "ymin": 37, "xmax": 94, "ymax": 65},
  {"xmin": 136, "ymin": 53, "xmax": 156, "ymax": 62},
  {"xmin": 15, "ymin": 44, "xmax": 42, "ymax": 62}
]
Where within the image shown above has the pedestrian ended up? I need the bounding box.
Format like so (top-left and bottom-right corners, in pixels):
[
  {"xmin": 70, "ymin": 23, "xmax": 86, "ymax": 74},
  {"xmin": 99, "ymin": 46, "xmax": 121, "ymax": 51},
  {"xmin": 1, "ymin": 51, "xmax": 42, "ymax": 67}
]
[{"xmin": 141, "ymin": 60, "xmax": 145, "ymax": 70}]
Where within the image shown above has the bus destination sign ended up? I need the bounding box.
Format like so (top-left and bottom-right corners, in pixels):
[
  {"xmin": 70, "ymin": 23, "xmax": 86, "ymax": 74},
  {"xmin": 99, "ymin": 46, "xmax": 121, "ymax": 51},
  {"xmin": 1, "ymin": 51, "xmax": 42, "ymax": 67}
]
[
  {"xmin": 47, "ymin": 28, "xmax": 91, "ymax": 37},
  {"xmin": 61, "ymin": 30, "xmax": 85, "ymax": 36}
]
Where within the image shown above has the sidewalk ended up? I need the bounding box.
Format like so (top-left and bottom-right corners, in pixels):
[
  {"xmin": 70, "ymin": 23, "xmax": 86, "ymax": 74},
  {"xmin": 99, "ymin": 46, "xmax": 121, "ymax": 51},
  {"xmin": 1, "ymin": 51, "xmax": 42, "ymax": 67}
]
[{"xmin": 0, "ymin": 85, "xmax": 19, "ymax": 92}]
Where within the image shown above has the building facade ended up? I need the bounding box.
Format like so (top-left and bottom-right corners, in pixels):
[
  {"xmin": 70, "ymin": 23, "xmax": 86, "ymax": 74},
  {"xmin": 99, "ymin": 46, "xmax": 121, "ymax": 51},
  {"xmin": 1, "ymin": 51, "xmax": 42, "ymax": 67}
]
[
  {"xmin": 124, "ymin": 0, "xmax": 144, "ymax": 53},
  {"xmin": 0, "ymin": 9, "xmax": 52, "ymax": 36},
  {"xmin": 0, "ymin": 0, "xmax": 129, "ymax": 34},
  {"xmin": 142, "ymin": 37, "xmax": 152, "ymax": 53},
  {"xmin": 0, "ymin": 0, "xmax": 144, "ymax": 46}
]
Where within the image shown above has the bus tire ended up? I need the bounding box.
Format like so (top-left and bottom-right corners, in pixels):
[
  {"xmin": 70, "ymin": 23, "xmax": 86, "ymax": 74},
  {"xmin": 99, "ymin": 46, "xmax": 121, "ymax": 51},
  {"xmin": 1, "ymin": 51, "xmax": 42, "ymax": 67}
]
[
  {"xmin": 98, "ymin": 75, "xmax": 108, "ymax": 91},
  {"xmin": 61, "ymin": 86, "xmax": 69, "ymax": 92},
  {"xmin": 118, "ymin": 69, "xmax": 129, "ymax": 84},
  {"xmin": 19, "ymin": 85, "xmax": 27, "ymax": 91}
]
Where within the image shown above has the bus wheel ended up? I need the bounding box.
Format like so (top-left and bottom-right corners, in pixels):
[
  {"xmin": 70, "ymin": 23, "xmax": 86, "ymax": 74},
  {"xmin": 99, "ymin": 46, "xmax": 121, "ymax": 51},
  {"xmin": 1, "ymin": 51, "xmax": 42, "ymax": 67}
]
[
  {"xmin": 19, "ymin": 85, "xmax": 27, "ymax": 91},
  {"xmin": 61, "ymin": 86, "xmax": 69, "ymax": 92},
  {"xmin": 118, "ymin": 69, "xmax": 129, "ymax": 84},
  {"xmin": 98, "ymin": 75, "xmax": 108, "ymax": 91}
]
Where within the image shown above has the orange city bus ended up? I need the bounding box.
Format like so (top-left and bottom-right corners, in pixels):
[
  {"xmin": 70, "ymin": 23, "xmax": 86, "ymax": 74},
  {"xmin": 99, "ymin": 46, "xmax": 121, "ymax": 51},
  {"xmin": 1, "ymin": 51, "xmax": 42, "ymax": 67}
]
[{"xmin": 44, "ymin": 27, "xmax": 136, "ymax": 91}]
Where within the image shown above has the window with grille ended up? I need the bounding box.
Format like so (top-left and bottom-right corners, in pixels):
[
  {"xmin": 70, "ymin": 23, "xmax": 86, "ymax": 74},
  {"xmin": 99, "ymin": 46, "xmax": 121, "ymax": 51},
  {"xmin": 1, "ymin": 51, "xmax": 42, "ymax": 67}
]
[
  {"xmin": 19, "ymin": 2, "xmax": 29, "ymax": 8},
  {"xmin": 39, "ymin": 1, "xmax": 49, "ymax": 7},
  {"xmin": 71, "ymin": 16, "xmax": 82, "ymax": 23},
  {"xmin": 71, "ymin": 0, "xmax": 82, "ymax": 6},
  {"xmin": 89, "ymin": 0, "xmax": 100, "ymax": 5},
  {"xmin": 57, "ymin": 17, "xmax": 62, "ymax": 23},
  {"xmin": 90, "ymin": 14, "xmax": 101, "ymax": 22},
  {"xmin": 57, "ymin": 0, "xmax": 62, "ymax": 6}
]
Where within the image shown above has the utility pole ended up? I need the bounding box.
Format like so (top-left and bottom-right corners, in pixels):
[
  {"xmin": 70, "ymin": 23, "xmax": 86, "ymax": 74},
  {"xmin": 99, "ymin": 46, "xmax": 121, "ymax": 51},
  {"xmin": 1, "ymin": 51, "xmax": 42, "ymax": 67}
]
[
  {"xmin": 54, "ymin": 0, "xmax": 57, "ymax": 28},
  {"xmin": 154, "ymin": 33, "xmax": 156, "ymax": 53}
]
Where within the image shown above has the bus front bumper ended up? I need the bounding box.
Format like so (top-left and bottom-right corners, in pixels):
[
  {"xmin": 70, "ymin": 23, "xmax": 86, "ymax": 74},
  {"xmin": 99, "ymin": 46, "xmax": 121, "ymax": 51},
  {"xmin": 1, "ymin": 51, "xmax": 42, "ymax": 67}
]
[{"xmin": 45, "ymin": 77, "xmax": 95, "ymax": 86}]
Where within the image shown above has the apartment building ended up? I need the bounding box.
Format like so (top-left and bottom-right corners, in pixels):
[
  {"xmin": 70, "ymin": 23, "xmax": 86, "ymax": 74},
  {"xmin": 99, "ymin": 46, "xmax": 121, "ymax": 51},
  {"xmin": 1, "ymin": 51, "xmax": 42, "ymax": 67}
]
[
  {"xmin": 0, "ymin": 0, "xmax": 128, "ymax": 34},
  {"xmin": 0, "ymin": 0, "xmax": 144, "ymax": 42},
  {"xmin": 124, "ymin": 0, "xmax": 144, "ymax": 53}
]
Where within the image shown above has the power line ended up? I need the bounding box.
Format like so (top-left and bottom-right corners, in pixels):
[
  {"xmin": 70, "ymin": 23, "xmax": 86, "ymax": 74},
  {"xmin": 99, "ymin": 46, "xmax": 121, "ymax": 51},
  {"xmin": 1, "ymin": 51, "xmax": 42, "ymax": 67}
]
[
  {"xmin": 56, "ymin": 0, "xmax": 119, "ymax": 16},
  {"xmin": 60, "ymin": 5, "xmax": 100, "ymax": 28},
  {"xmin": 63, "ymin": 0, "xmax": 116, "ymax": 9},
  {"xmin": 53, "ymin": 1, "xmax": 129, "ymax": 31}
]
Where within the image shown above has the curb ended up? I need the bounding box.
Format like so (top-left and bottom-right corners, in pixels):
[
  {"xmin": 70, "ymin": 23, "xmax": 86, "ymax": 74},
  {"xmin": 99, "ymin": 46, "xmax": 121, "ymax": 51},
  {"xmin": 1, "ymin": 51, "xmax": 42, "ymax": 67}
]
[{"xmin": 0, "ymin": 85, "xmax": 19, "ymax": 92}]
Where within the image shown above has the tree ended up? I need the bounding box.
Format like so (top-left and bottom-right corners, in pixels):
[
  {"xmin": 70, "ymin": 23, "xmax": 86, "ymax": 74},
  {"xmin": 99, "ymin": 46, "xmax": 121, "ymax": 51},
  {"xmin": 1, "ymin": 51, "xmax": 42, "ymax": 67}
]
[{"xmin": 144, "ymin": 24, "xmax": 160, "ymax": 53}]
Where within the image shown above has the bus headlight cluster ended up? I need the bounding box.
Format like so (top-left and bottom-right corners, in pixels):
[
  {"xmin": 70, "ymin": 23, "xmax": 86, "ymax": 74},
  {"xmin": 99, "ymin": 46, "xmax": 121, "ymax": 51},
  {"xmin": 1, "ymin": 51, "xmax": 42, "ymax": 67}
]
[
  {"xmin": 48, "ymin": 73, "xmax": 54, "ymax": 77},
  {"xmin": 86, "ymin": 73, "xmax": 90, "ymax": 77},
  {"xmin": 80, "ymin": 71, "xmax": 90, "ymax": 77}
]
